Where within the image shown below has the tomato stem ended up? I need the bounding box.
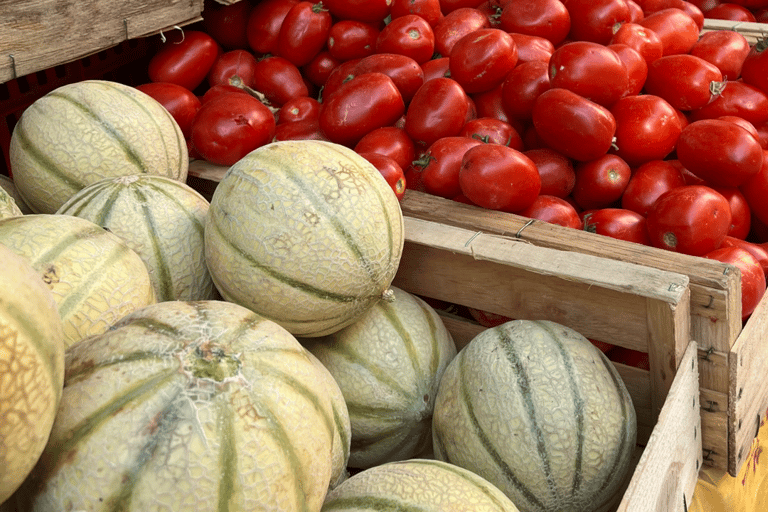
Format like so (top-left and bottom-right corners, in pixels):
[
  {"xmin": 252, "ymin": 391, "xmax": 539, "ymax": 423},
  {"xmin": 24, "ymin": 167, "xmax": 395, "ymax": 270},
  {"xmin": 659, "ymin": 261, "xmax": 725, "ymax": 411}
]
[{"xmin": 227, "ymin": 75, "xmax": 279, "ymax": 115}]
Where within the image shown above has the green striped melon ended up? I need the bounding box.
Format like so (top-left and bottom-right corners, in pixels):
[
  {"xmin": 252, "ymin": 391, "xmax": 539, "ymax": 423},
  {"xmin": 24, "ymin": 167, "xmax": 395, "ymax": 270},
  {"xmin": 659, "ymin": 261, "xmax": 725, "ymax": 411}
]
[
  {"xmin": 0, "ymin": 214, "xmax": 156, "ymax": 347},
  {"xmin": 0, "ymin": 185, "xmax": 23, "ymax": 219},
  {"xmin": 15, "ymin": 300, "xmax": 346, "ymax": 512},
  {"xmin": 321, "ymin": 458, "xmax": 521, "ymax": 511},
  {"xmin": 9, "ymin": 79, "xmax": 188, "ymax": 214},
  {"xmin": 57, "ymin": 174, "xmax": 215, "ymax": 302},
  {"xmin": 432, "ymin": 319, "xmax": 637, "ymax": 512},
  {"xmin": 301, "ymin": 286, "xmax": 456, "ymax": 469},
  {"xmin": 0, "ymin": 243, "xmax": 65, "ymax": 504},
  {"xmin": 205, "ymin": 140, "xmax": 404, "ymax": 337}
]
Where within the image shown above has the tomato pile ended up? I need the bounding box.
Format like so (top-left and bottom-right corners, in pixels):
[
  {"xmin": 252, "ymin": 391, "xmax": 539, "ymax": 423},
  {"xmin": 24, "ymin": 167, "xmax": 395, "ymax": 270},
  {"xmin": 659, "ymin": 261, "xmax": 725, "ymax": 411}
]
[{"xmin": 138, "ymin": 0, "xmax": 768, "ymax": 325}]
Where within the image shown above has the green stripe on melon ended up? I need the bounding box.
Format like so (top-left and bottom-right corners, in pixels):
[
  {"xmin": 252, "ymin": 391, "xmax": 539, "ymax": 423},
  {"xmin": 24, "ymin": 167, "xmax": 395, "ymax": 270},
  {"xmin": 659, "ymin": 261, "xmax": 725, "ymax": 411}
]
[
  {"xmin": 205, "ymin": 140, "xmax": 404, "ymax": 337},
  {"xmin": 432, "ymin": 319, "xmax": 637, "ymax": 512},
  {"xmin": 17, "ymin": 300, "xmax": 347, "ymax": 512},
  {"xmin": 9, "ymin": 80, "xmax": 188, "ymax": 214},
  {"xmin": 57, "ymin": 174, "xmax": 215, "ymax": 302}
]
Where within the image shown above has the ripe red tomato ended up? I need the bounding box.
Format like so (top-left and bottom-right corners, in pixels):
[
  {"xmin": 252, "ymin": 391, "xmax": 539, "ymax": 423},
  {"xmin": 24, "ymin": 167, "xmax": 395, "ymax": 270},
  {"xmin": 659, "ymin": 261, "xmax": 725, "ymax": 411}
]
[
  {"xmin": 135, "ymin": 82, "xmax": 201, "ymax": 140},
  {"xmin": 548, "ymin": 41, "xmax": 629, "ymax": 107},
  {"xmin": 471, "ymin": 84, "xmax": 515, "ymax": 124},
  {"xmin": 246, "ymin": 0, "xmax": 299, "ymax": 55},
  {"xmin": 467, "ymin": 307, "xmax": 514, "ymax": 328},
  {"xmin": 319, "ymin": 72, "xmax": 405, "ymax": 147},
  {"xmin": 250, "ymin": 55, "xmax": 310, "ymax": 108},
  {"xmin": 458, "ymin": 143, "xmax": 541, "ymax": 212},
  {"xmin": 637, "ymin": 8, "xmax": 700, "ymax": 56},
  {"xmin": 643, "ymin": 54, "xmax": 724, "ymax": 112},
  {"xmin": 689, "ymin": 30, "xmax": 751, "ymax": 80},
  {"xmin": 148, "ymin": 31, "xmax": 221, "ymax": 92},
  {"xmin": 571, "ymin": 154, "xmax": 632, "ymax": 210},
  {"xmin": 676, "ymin": 119, "xmax": 764, "ymax": 188},
  {"xmin": 607, "ymin": 346, "xmax": 650, "ymax": 370},
  {"xmin": 705, "ymin": 246, "xmax": 766, "ymax": 319},
  {"xmin": 322, "ymin": 0, "xmax": 393, "ymax": 22},
  {"xmin": 357, "ymin": 152, "xmax": 407, "ymax": 201},
  {"xmin": 582, "ymin": 208, "xmax": 651, "ymax": 245},
  {"xmin": 713, "ymin": 186, "xmax": 752, "ymax": 240},
  {"xmin": 321, "ymin": 58, "xmax": 363, "ymax": 100},
  {"xmin": 190, "ymin": 92, "xmax": 276, "ymax": 166},
  {"xmin": 524, "ymin": 148, "xmax": 576, "ymax": 198},
  {"xmin": 326, "ymin": 20, "xmax": 380, "ymax": 61},
  {"xmin": 391, "ymin": 0, "xmax": 444, "ymax": 26},
  {"xmin": 721, "ymin": 236, "xmax": 768, "ymax": 279},
  {"xmin": 621, "ymin": 159, "xmax": 686, "ymax": 217},
  {"xmin": 706, "ymin": 2, "xmax": 756, "ymax": 20},
  {"xmin": 509, "ymin": 33, "xmax": 556, "ymax": 65},
  {"xmin": 432, "ymin": 7, "xmax": 491, "ymax": 56},
  {"xmin": 740, "ymin": 40, "xmax": 768, "ymax": 96},
  {"xmin": 413, "ymin": 136, "xmax": 484, "ymax": 198},
  {"xmin": 354, "ymin": 126, "xmax": 417, "ymax": 171},
  {"xmin": 273, "ymin": 118, "xmax": 328, "ymax": 141},
  {"xmin": 301, "ymin": 50, "xmax": 342, "ymax": 88},
  {"xmin": 207, "ymin": 49, "xmax": 259, "ymax": 90},
  {"xmin": 498, "ymin": 0, "xmax": 571, "ymax": 46},
  {"xmin": 200, "ymin": 84, "xmax": 250, "ymax": 104},
  {"xmin": 608, "ymin": 22, "xmax": 664, "ymax": 66},
  {"xmin": 421, "ymin": 56, "xmax": 451, "ymax": 82},
  {"xmin": 739, "ymin": 150, "xmax": 768, "ymax": 226},
  {"xmin": 202, "ymin": 0, "xmax": 252, "ymax": 50},
  {"xmin": 459, "ymin": 118, "xmax": 523, "ymax": 149},
  {"xmin": 352, "ymin": 53, "xmax": 425, "ymax": 104},
  {"xmin": 500, "ymin": 60, "xmax": 551, "ymax": 121},
  {"xmin": 277, "ymin": 96, "xmax": 321, "ymax": 125},
  {"xmin": 718, "ymin": 116, "xmax": 761, "ymax": 144},
  {"xmin": 532, "ymin": 88, "xmax": 617, "ymax": 162},
  {"xmin": 646, "ymin": 185, "xmax": 732, "ymax": 256},
  {"xmin": 607, "ymin": 43, "xmax": 648, "ymax": 97},
  {"xmin": 276, "ymin": 1, "xmax": 333, "ymax": 67},
  {"xmin": 375, "ymin": 14, "xmax": 435, "ymax": 64},
  {"xmin": 518, "ymin": 195, "xmax": 583, "ymax": 229},
  {"xmin": 449, "ymin": 28, "xmax": 518, "ymax": 94},
  {"xmin": 609, "ymin": 94, "xmax": 682, "ymax": 167},
  {"xmin": 689, "ymin": 81, "xmax": 768, "ymax": 126},
  {"xmin": 405, "ymin": 77, "xmax": 471, "ymax": 147},
  {"xmin": 561, "ymin": 0, "xmax": 632, "ymax": 45}
]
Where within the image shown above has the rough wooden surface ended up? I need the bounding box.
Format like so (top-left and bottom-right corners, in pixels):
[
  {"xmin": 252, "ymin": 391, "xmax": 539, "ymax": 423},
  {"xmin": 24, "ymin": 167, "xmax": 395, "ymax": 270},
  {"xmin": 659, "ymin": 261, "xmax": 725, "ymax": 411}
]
[
  {"xmin": 0, "ymin": 0, "xmax": 204, "ymax": 84},
  {"xmin": 700, "ymin": 19, "xmax": 768, "ymax": 44}
]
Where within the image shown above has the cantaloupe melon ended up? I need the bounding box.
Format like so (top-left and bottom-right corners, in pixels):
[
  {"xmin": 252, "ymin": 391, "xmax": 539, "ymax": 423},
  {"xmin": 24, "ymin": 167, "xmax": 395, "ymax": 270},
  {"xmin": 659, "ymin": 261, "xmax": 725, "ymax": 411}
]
[
  {"xmin": 0, "ymin": 176, "xmax": 31, "ymax": 215},
  {"xmin": 321, "ymin": 458, "xmax": 521, "ymax": 511},
  {"xmin": 205, "ymin": 140, "xmax": 404, "ymax": 337},
  {"xmin": 15, "ymin": 300, "xmax": 346, "ymax": 512},
  {"xmin": 301, "ymin": 286, "xmax": 456, "ymax": 469},
  {"xmin": 57, "ymin": 174, "xmax": 215, "ymax": 302},
  {"xmin": 9, "ymin": 80, "xmax": 188, "ymax": 214},
  {"xmin": 0, "ymin": 214, "xmax": 155, "ymax": 347},
  {"xmin": 432, "ymin": 319, "xmax": 637, "ymax": 512},
  {"xmin": 0, "ymin": 186, "xmax": 22, "ymax": 219},
  {"xmin": 0, "ymin": 243, "xmax": 65, "ymax": 503}
]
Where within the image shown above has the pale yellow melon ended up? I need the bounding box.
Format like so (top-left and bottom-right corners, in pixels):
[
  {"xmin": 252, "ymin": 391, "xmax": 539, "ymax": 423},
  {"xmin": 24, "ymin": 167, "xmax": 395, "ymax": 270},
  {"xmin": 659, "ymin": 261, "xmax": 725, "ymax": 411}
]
[
  {"xmin": 0, "ymin": 214, "xmax": 155, "ymax": 347},
  {"xmin": 302, "ymin": 287, "xmax": 456, "ymax": 469},
  {"xmin": 0, "ymin": 185, "xmax": 22, "ymax": 219},
  {"xmin": 0, "ymin": 243, "xmax": 65, "ymax": 503},
  {"xmin": 0, "ymin": 176, "xmax": 32, "ymax": 215}
]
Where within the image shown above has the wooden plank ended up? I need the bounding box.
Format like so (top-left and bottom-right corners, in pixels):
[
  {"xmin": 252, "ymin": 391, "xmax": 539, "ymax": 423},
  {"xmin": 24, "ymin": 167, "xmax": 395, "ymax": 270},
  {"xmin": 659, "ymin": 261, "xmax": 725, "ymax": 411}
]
[
  {"xmin": 729, "ymin": 290, "xmax": 768, "ymax": 475},
  {"xmin": 0, "ymin": 0, "xmax": 204, "ymax": 84},
  {"xmin": 616, "ymin": 340, "xmax": 702, "ymax": 512},
  {"xmin": 700, "ymin": 19, "xmax": 768, "ymax": 44}
]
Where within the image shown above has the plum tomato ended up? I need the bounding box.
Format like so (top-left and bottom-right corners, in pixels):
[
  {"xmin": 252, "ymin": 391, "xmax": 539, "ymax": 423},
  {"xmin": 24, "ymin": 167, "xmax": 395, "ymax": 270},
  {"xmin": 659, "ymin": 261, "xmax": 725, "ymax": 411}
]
[
  {"xmin": 501, "ymin": 60, "xmax": 551, "ymax": 121},
  {"xmin": 719, "ymin": 115, "xmax": 761, "ymax": 144},
  {"xmin": 643, "ymin": 54, "xmax": 724, "ymax": 112},
  {"xmin": 524, "ymin": 148, "xmax": 576, "ymax": 198},
  {"xmin": 273, "ymin": 118, "xmax": 328, "ymax": 141},
  {"xmin": 326, "ymin": 20, "xmax": 380, "ymax": 61},
  {"xmin": 571, "ymin": 154, "xmax": 632, "ymax": 210},
  {"xmin": 352, "ymin": 53, "xmax": 425, "ymax": 104},
  {"xmin": 689, "ymin": 30, "xmax": 751, "ymax": 80},
  {"xmin": 637, "ymin": 8, "xmax": 700, "ymax": 56},
  {"xmin": 459, "ymin": 117, "xmax": 523, "ymax": 149},
  {"xmin": 190, "ymin": 92, "xmax": 276, "ymax": 166},
  {"xmin": 518, "ymin": 195, "xmax": 583, "ymax": 229},
  {"xmin": 607, "ymin": 43, "xmax": 648, "ymax": 97},
  {"xmin": 207, "ymin": 49, "xmax": 259, "ymax": 90},
  {"xmin": 676, "ymin": 119, "xmax": 764, "ymax": 188},
  {"xmin": 357, "ymin": 152, "xmax": 407, "ymax": 201},
  {"xmin": 498, "ymin": 0, "xmax": 571, "ymax": 46},
  {"xmin": 413, "ymin": 136, "xmax": 484, "ymax": 198},
  {"xmin": 458, "ymin": 143, "xmax": 541, "ymax": 212},
  {"xmin": 689, "ymin": 81, "xmax": 768, "ymax": 126},
  {"xmin": 608, "ymin": 22, "xmax": 664, "ymax": 66},
  {"xmin": 712, "ymin": 186, "xmax": 752, "ymax": 240},
  {"xmin": 375, "ymin": 14, "xmax": 436, "ymax": 64},
  {"xmin": 318, "ymin": 72, "xmax": 405, "ymax": 147},
  {"xmin": 321, "ymin": 58, "xmax": 363, "ymax": 100},
  {"xmin": 135, "ymin": 82, "xmax": 201, "ymax": 140},
  {"xmin": 322, "ymin": 0, "xmax": 393, "ymax": 22},
  {"xmin": 582, "ymin": 208, "xmax": 651, "ymax": 245},
  {"xmin": 250, "ymin": 55, "xmax": 309, "ymax": 107},
  {"xmin": 448, "ymin": 28, "xmax": 518, "ymax": 94},
  {"xmin": 532, "ymin": 87, "xmax": 617, "ymax": 162},
  {"xmin": 354, "ymin": 126, "xmax": 417, "ymax": 171},
  {"xmin": 705, "ymin": 2, "xmax": 757, "ymax": 20},
  {"xmin": 301, "ymin": 50, "xmax": 342, "ymax": 88},
  {"xmin": 561, "ymin": 0, "xmax": 632, "ymax": 45},
  {"xmin": 705, "ymin": 246, "xmax": 766, "ymax": 320},
  {"xmin": 621, "ymin": 159, "xmax": 686, "ymax": 217},
  {"xmin": 147, "ymin": 30, "xmax": 221, "ymax": 92},
  {"xmin": 405, "ymin": 77, "xmax": 471, "ymax": 147},
  {"xmin": 739, "ymin": 150, "xmax": 768, "ymax": 227},
  {"xmin": 509, "ymin": 33, "xmax": 556, "ymax": 65},
  {"xmin": 721, "ymin": 236, "xmax": 768, "ymax": 279},
  {"xmin": 471, "ymin": 84, "xmax": 514, "ymax": 124},
  {"xmin": 202, "ymin": 0, "xmax": 252, "ymax": 50},
  {"xmin": 421, "ymin": 56, "xmax": 451, "ymax": 82},
  {"xmin": 246, "ymin": 0, "xmax": 299, "ymax": 55},
  {"xmin": 610, "ymin": 94, "xmax": 682, "ymax": 167},
  {"xmin": 276, "ymin": 1, "xmax": 333, "ymax": 67},
  {"xmin": 432, "ymin": 7, "xmax": 491, "ymax": 56},
  {"xmin": 277, "ymin": 96, "xmax": 321, "ymax": 125},
  {"xmin": 390, "ymin": 0, "xmax": 444, "ymax": 27},
  {"xmin": 548, "ymin": 41, "xmax": 629, "ymax": 107},
  {"xmin": 740, "ymin": 38, "xmax": 768, "ymax": 96},
  {"xmin": 646, "ymin": 185, "xmax": 732, "ymax": 256}
]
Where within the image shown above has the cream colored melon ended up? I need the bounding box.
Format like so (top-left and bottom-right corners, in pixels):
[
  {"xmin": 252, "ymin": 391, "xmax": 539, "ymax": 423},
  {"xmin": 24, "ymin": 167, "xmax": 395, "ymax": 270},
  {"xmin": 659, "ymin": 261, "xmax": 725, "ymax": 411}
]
[
  {"xmin": 205, "ymin": 140, "xmax": 404, "ymax": 337},
  {"xmin": 16, "ymin": 300, "xmax": 345, "ymax": 512},
  {"xmin": 0, "ymin": 214, "xmax": 155, "ymax": 347},
  {"xmin": 0, "ymin": 185, "xmax": 22, "ymax": 219},
  {"xmin": 302, "ymin": 287, "xmax": 456, "ymax": 469},
  {"xmin": 321, "ymin": 458, "xmax": 521, "ymax": 511},
  {"xmin": 432, "ymin": 320, "xmax": 637, "ymax": 512},
  {"xmin": 0, "ymin": 243, "xmax": 65, "ymax": 503},
  {"xmin": 0, "ymin": 175, "xmax": 32, "ymax": 215},
  {"xmin": 9, "ymin": 80, "xmax": 188, "ymax": 214},
  {"xmin": 57, "ymin": 174, "xmax": 215, "ymax": 302}
]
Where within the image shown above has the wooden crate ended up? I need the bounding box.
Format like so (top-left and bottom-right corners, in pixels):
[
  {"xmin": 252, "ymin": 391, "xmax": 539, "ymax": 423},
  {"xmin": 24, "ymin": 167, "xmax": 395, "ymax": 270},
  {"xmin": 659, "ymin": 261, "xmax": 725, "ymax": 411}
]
[{"xmin": 0, "ymin": 0, "xmax": 205, "ymax": 85}]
